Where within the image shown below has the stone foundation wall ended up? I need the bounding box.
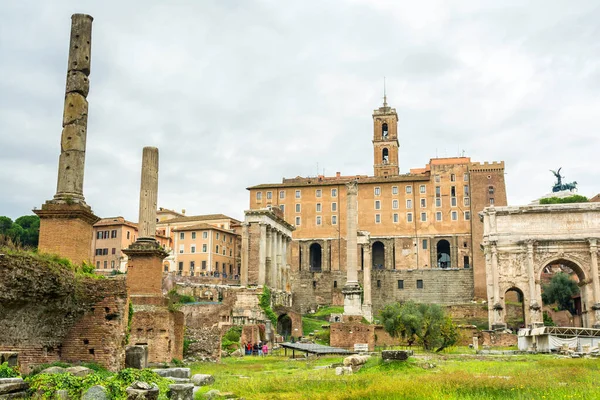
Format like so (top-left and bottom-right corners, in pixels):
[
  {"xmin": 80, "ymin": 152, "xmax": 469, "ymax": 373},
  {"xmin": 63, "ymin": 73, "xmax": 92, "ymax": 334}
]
[
  {"xmin": 130, "ymin": 306, "xmax": 184, "ymax": 364},
  {"xmin": 185, "ymin": 326, "xmax": 222, "ymax": 362},
  {"xmin": 329, "ymin": 322, "xmax": 375, "ymax": 351}
]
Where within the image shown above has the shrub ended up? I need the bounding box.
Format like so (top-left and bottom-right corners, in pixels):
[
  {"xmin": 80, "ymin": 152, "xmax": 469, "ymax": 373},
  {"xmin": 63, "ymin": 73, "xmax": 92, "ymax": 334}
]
[
  {"xmin": 259, "ymin": 286, "xmax": 277, "ymax": 325},
  {"xmin": 0, "ymin": 362, "xmax": 19, "ymax": 378},
  {"xmin": 540, "ymin": 195, "xmax": 588, "ymax": 204},
  {"xmin": 222, "ymin": 325, "xmax": 243, "ymax": 351}
]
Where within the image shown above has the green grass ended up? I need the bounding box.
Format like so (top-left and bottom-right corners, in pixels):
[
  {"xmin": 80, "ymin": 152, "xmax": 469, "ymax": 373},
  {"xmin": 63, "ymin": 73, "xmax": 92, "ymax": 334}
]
[{"xmin": 189, "ymin": 353, "xmax": 600, "ymax": 399}]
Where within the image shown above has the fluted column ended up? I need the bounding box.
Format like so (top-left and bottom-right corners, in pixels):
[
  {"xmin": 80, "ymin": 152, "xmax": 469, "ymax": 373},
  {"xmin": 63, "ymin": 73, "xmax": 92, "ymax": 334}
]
[
  {"xmin": 241, "ymin": 222, "xmax": 249, "ymax": 286},
  {"xmin": 137, "ymin": 147, "xmax": 158, "ymax": 240},
  {"xmin": 270, "ymin": 228, "xmax": 277, "ymax": 287},
  {"xmin": 258, "ymin": 223, "xmax": 267, "ymax": 285},
  {"xmin": 55, "ymin": 14, "xmax": 94, "ymax": 204},
  {"xmin": 343, "ymin": 180, "xmax": 363, "ymax": 316}
]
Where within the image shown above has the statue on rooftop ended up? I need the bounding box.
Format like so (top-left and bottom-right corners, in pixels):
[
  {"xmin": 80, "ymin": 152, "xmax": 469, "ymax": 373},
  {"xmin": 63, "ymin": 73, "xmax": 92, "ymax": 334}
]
[{"xmin": 550, "ymin": 168, "xmax": 577, "ymax": 192}]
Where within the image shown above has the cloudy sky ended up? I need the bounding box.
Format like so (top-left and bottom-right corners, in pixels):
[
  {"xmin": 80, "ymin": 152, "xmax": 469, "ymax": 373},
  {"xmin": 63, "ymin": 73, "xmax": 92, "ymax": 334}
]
[{"xmin": 1, "ymin": 0, "xmax": 599, "ymax": 221}]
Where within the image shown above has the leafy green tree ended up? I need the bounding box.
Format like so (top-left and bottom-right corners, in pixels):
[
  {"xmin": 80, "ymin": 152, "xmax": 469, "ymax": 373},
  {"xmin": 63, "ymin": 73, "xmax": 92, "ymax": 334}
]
[
  {"xmin": 0, "ymin": 215, "xmax": 40, "ymax": 247},
  {"xmin": 0, "ymin": 216, "xmax": 13, "ymax": 234},
  {"xmin": 380, "ymin": 301, "xmax": 458, "ymax": 352},
  {"xmin": 542, "ymin": 272, "xmax": 580, "ymax": 314}
]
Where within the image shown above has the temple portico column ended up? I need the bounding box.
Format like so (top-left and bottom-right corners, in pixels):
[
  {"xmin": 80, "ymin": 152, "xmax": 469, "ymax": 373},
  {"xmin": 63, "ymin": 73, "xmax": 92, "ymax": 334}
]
[
  {"xmin": 526, "ymin": 241, "xmax": 542, "ymax": 326},
  {"xmin": 589, "ymin": 239, "xmax": 600, "ymax": 328},
  {"xmin": 343, "ymin": 180, "xmax": 363, "ymax": 316},
  {"xmin": 241, "ymin": 222, "xmax": 249, "ymax": 286},
  {"xmin": 258, "ymin": 223, "xmax": 267, "ymax": 285},
  {"xmin": 362, "ymin": 242, "xmax": 373, "ymax": 322},
  {"xmin": 273, "ymin": 230, "xmax": 281, "ymax": 290}
]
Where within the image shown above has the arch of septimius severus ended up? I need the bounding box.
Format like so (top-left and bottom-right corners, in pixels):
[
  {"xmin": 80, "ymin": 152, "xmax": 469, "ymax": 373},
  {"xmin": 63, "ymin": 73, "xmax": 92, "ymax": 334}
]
[{"xmin": 481, "ymin": 202, "xmax": 600, "ymax": 330}]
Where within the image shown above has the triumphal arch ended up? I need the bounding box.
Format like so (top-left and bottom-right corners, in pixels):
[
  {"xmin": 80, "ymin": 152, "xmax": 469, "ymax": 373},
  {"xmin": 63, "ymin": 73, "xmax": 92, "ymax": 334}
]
[{"xmin": 481, "ymin": 202, "xmax": 600, "ymax": 330}]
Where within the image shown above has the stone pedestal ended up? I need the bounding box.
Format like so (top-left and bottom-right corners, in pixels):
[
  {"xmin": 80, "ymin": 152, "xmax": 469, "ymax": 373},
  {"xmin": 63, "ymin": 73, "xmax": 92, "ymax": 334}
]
[
  {"xmin": 342, "ymin": 283, "xmax": 363, "ymax": 316},
  {"xmin": 123, "ymin": 241, "xmax": 168, "ymax": 296}
]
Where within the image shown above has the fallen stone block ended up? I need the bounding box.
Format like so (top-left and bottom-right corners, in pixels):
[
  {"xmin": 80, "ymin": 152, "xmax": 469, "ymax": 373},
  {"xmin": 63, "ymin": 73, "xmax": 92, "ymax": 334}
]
[
  {"xmin": 126, "ymin": 381, "xmax": 159, "ymax": 400},
  {"xmin": 56, "ymin": 389, "xmax": 70, "ymax": 399},
  {"xmin": 334, "ymin": 366, "xmax": 353, "ymax": 376},
  {"xmin": 126, "ymin": 346, "xmax": 149, "ymax": 370},
  {"xmin": 168, "ymin": 383, "xmax": 194, "ymax": 400},
  {"xmin": 82, "ymin": 385, "xmax": 108, "ymax": 400},
  {"xmin": 65, "ymin": 366, "xmax": 93, "ymax": 377},
  {"xmin": 152, "ymin": 368, "xmax": 191, "ymax": 379},
  {"xmin": 191, "ymin": 374, "xmax": 214, "ymax": 386},
  {"xmin": 0, "ymin": 379, "xmax": 28, "ymax": 395},
  {"xmin": 342, "ymin": 355, "xmax": 370, "ymax": 367},
  {"xmin": 381, "ymin": 350, "xmax": 413, "ymax": 361},
  {"xmin": 39, "ymin": 366, "xmax": 67, "ymax": 375}
]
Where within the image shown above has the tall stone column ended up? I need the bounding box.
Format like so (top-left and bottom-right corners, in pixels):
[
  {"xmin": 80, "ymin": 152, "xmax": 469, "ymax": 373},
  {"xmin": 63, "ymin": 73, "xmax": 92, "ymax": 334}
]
[
  {"xmin": 589, "ymin": 239, "xmax": 600, "ymax": 328},
  {"xmin": 343, "ymin": 180, "xmax": 363, "ymax": 317},
  {"xmin": 34, "ymin": 14, "xmax": 99, "ymax": 265},
  {"xmin": 490, "ymin": 242, "xmax": 506, "ymax": 330},
  {"xmin": 240, "ymin": 223, "xmax": 249, "ymax": 286},
  {"xmin": 271, "ymin": 229, "xmax": 279, "ymax": 289},
  {"xmin": 362, "ymin": 243, "xmax": 373, "ymax": 322},
  {"xmin": 526, "ymin": 241, "xmax": 542, "ymax": 326},
  {"xmin": 123, "ymin": 147, "xmax": 167, "ymax": 297},
  {"xmin": 258, "ymin": 223, "xmax": 267, "ymax": 285}
]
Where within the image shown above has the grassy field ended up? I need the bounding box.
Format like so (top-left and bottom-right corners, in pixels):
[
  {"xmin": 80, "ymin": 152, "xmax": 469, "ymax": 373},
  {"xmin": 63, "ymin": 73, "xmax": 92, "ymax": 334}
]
[{"xmin": 190, "ymin": 353, "xmax": 600, "ymax": 399}]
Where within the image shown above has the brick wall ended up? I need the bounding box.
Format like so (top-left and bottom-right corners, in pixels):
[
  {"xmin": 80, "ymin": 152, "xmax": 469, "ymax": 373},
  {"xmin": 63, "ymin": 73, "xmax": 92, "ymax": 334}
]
[
  {"xmin": 38, "ymin": 214, "xmax": 95, "ymax": 265},
  {"xmin": 126, "ymin": 252, "xmax": 164, "ymax": 296},
  {"xmin": 330, "ymin": 322, "xmax": 375, "ymax": 351},
  {"xmin": 130, "ymin": 307, "xmax": 184, "ymax": 363}
]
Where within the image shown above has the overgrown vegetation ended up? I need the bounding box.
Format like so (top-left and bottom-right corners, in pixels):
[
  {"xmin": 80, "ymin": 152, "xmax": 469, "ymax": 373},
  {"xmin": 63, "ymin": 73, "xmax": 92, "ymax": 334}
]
[
  {"xmin": 380, "ymin": 301, "xmax": 458, "ymax": 352},
  {"xmin": 540, "ymin": 194, "xmax": 588, "ymax": 204},
  {"xmin": 0, "ymin": 362, "xmax": 19, "ymax": 378},
  {"xmin": 221, "ymin": 325, "xmax": 243, "ymax": 351},
  {"xmin": 167, "ymin": 289, "xmax": 196, "ymax": 305},
  {"xmin": 259, "ymin": 286, "xmax": 277, "ymax": 325},
  {"xmin": 302, "ymin": 306, "xmax": 342, "ymax": 344},
  {"xmin": 26, "ymin": 368, "xmax": 172, "ymax": 399},
  {"xmin": 542, "ymin": 272, "xmax": 580, "ymax": 314}
]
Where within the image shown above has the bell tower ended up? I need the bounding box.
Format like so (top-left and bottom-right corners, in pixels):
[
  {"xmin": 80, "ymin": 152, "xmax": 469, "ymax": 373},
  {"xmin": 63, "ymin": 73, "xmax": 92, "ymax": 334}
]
[{"xmin": 373, "ymin": 92, "xmax": 399, "ymax": 176}]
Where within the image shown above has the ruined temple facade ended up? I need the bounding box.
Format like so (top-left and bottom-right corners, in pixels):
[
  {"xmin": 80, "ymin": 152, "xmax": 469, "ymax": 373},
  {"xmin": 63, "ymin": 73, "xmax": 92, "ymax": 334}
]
[{"xmin": 247, "ymin": 100, "xmax": 507, "ymax": 314}]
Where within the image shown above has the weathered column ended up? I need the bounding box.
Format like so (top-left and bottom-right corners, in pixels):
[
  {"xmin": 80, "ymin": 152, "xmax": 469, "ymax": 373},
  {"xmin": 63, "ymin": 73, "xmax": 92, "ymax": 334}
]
[
  {"xmin": 271, "ymin": 230, "xmax": 280, "ymax": 289},
  {"xmin": 343, "ymin": 180, "xmax": 363, "ymax": 317},
  {"xmin": 137, "ymin": 147, "xmax": 158, "ymax": 241},
  {"xmin": 362, "ymin": 243, "xmax": 373, "ymax": 322},
  {"xmin": 240, "ymin": 222, "xmax": 249, "ymax": 286},
  {"xmin": 526, "ymin": 241, "xmax": 542, "ymax": 326},
  {"xmin": 589, "ymin": 239, "xmax": 600, "ymax": 328},
  {"xmin": 55, "ymin": 14, "xmax": 94, "ymax": 203},
  {"xmin": 258, "ymin": 223, "xmax": 267, "ymax": 285},
  {"xmin": 490, "ymin": 242, "xmax": 506, "ymax": 330},
  {"xmin": 34, "ymin": 14, "xmax": 99, "ymax": 265}
]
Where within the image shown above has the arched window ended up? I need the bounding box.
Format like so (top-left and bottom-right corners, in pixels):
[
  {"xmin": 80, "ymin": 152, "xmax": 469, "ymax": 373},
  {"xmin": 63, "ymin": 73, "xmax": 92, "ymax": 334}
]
[
  {"xmin": 382, "ymin": 123, "xmax": 388, "ymax": 138},
  {"xmin": 382, "ymin": 148, "xmax": 389, "ymax": 164},
  {"xmin": 372, "ymin": 241, "xmax": 385, "ymax": 269},
  {"xmin": 309, "ymin": 243, "xmax": 322, "ymax": 272},
  {"xmin": 436, "ymin": 240, "xmax": 451, "ymax": 268}
]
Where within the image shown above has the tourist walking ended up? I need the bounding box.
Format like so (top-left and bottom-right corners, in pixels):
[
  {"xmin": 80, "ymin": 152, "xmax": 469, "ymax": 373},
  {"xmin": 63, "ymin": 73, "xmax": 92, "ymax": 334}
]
[
  {"xmin": 258, "ymin": 341, "xmax": 263, "ymax": 356},
  {"xmin": 262, "ymin": 343, "xmax": 268, "ymax": 357}
]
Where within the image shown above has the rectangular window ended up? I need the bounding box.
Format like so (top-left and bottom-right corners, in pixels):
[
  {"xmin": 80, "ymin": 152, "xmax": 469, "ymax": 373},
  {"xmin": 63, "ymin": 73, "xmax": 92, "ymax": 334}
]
[
  {"xmin": 202, "ymin": 260, "xmax": 207, "ymax": 270},
  {"xmin": 279, "ymin": 190, "xmax": 285, "ymax": 199},
  {"xmin": 295, "ymin": 216, "xmax": 301, "ymax": 226},
  {"xmin": 464, "ymin": 185, "xmax": 469, "ymax": 196},
  {"xmin": 465, "ymin": 211, "xmax": 471, "ymax": 221},
  {"xmin": 190, "ymin": 261, "xmax": 195, "ymax": 271},
  {"xmin": 417, "ymin": 279, "xmax": 424, "ymax": 289},
  {"xmin": 256, "ymin": 191, "xmax": 262, "ymax": 201},
  {"xmin": 420, "ymin": 185, "xmax": 426, "ymax": 194},
  {"xmin": 110, "ymin": 248, "xmax": 115, "ymax": 255},
  {"xmin": 450, "ymin": 174, "xmax": 456, "ymax": 182},
  {"xmin": 216, "ymin": 261, "xmax": 219, "ymax": 271},
  {"xmin": 464, "ymin": 256, "xmax": 470, "ymax": 268},
  {"xmin": 451, "ymin": 197, "xmax": 457, "ymax": 207},
  {"xmin": 97, "ymin": 231, "xmax": 102, "ymax": 240},
  {"xmin": 436, "ymin": 198, "xmax": 441, "ymax": 207},
  {"xmin": 490, "ymin": 198, "xmax": 495, "ymax": 205},
  {"xmin": 203, "ymin": 231, "xmax": 208, "ymax": 239},
  {"xmin": 179, "ymin": 232, "xmax": 184, "ymax": 240},
  {"xmin": 104, "ymin": 260, "xmax": 107, "ymax": 269},
  {"xmin": 96, "ymin": 261, "xmax": 100, "ymax": 269},
  {"xmin": 464, "ymin": 173, "xmax": 469, "ymax": 181},
  {"xmin": 316, "ymin": 203, "xmax": 322, "ymax": 212},
  {"xmin": 295, "ymin": 204, "xmax": 301, "ymax": 213},
  {"xmin": 422, "ymin": 239, "xmax": 427, "ymax": 250},
  {"xmin": 102, "ymin": 248, "xmax": 108, "ymax": 255},
  {"xmin": 406, "ymin": 185, "xmax": 412, "ymax": 194},
  {"xmin": 375, "ymin": 214, "xmax": 381, "ymax": 223},
  {"xmin": 316, "ymin": 189, "xmax": 322, "ymax": 198},
  {"xmin": 178, "ymin": 262, "xmax": 183, "ymax": 270},
  {"xmin": 216, "ymin": 245, "xmax": 219, "ymax": 253},
  {"xmin": 392, "ymin": 186, "xmax": 398, "ymax": 195},
  {"xmin": 451, "ymin": 211, "xmax": 458, "ymax": 221},
  {"xmin": 377, "ymin": 280, "xmax": 381, "ymax": 288},
  {"xmin": 127, "ymin": 231, "xmax": 130, "ymax": 240},
  {"xmin": 406, "ymin": 199, "xmax": 412, "ymax": 209},
  {"xmin": 435, "ymin": 175, "xmax": 440, "ymax": 183},
  {"xmin": 451, "ymin": 186, "xmax": 456, "ymax": 197},
  {"xmin": 223, "ymin": 249, "xmax": 226, "ymax": 255},
  {"xmin": 316, "ymin": 216, "xmax": 322, "ymax": 225},
  {"xmin": 179, "ymin": 244, "xmax": 184, "ymax": 254},
  {"xmin": 192, "ymin": 231, "xmax": 196, "ymax": 239},
  {"xmin": 393, "ymin": 213, "xmax": 399, "ymax": 223},
  {"xmin": 392, "ymin": 199, "xmax": 398, "ymax": 209},
  {"xmin": 407, "ymin": 213, "xmax": 413, "ymax": 223},
  {"xmin": 489, "ymin": 186, "xmax": 495, "ymax": 194},
  {"xmin": 374, "ymin": 187, "xmax": 381, "ymax": 196},
  {"xmin": 295, "ymin": 190, "xmax": 301, "ymax": 198},
  {"xmin": 202, "ymin": 244, "xmax": 207, "ymax": 252},
  {"xmin": 95, "ymin": 249, "xmax": 101, "ymax": 256},
  {"xmin": 266, "ymin": 191, "xmax": 272, "ymax": 200},
  {"xmin": 111, "ymin": 230, "xmax": 117, "ymax": 238},
  {"xmin": 103, "ymin": 230, "xmax": 109, "ymax": 239},
  {"xmin": 331, "ymin": 202, "xmax": 337, "ymax": 211},
  {"xmin": 435, "ymin": 186, "xmax": 441, "ymax": 197},
  {"xmin": 420, "ymin": 198, "xmax": 426, "ymax": 208},
  {"xmin": 421, "ymin": 212, "xmax": 427, "ymax": 222},
  {"xmin": 191, "ymin": 245, "xmax": 196, "ymax": 253},
  {"xmin": 375, "ymin": 200, "xmax": 381, "ymax": 210},
  {"xmin": 436, "ymin": 211, "xmax": 442, "ymax": 221},
  {"xmin": 398, "ymin": 280, "xmax": 404, "ymax": 289},
  {"xmin": 464, "ymin": 197, "xmax": 470, "ymax": 206},
  {"xmin": 331, "ymin": 188, "xmax": 337, "ymax": 197},
  {"xmin": 332, "ymin": 215, "xmax": 337, "ymax": 225}
]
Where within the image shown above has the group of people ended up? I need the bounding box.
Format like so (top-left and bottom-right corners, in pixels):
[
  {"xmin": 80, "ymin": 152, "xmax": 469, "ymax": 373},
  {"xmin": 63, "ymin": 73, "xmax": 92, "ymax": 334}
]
[{"xmin": 244, "ymin": 341, "xmax": 268, "ymax": 356}]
